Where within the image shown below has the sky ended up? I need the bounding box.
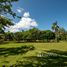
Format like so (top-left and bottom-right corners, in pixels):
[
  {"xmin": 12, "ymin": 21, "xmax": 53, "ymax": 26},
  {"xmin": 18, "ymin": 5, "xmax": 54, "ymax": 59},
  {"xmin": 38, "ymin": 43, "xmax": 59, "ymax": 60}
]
[{"xmin": 6, "ymin": 0, "xmax": 67, "ymax": 32}]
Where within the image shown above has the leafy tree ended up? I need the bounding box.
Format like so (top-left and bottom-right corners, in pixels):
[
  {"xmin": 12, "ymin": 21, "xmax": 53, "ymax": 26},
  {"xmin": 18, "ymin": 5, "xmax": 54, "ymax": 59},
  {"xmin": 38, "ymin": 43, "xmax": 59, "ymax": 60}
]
[
  {"xmin": 45, "ymin": 30, "xmax": 55, "ymax": 42},
  {"xmin": 0, "ymin": 0, "xmax": 19, "ymax": 43},
  {"xmin": 39, "ymin": 30, "xmax": 55, "ymax": 42},
  {"xmin": 12, "ymin": 28, "xmax": 55, "ymax": 42},
  {"xmin": 14, "ymin": 32, "xmax": 24, "ymax": 42},
  {"xmin": 5, "ymin": 31, "xmax": 14, "ymax": 41},
  {"xmin": 0, "ymin": 16, "xmax": 13, "ymax": 33},
  {"xmin": 14, "ymin": 28, "xmax": 41, "ymax": 42},
  {"xmin": 0, "ymin": 0, "xmax": 20, "ymax": 33},
  {"xmin": 28, "ymin": 28, "xmax": 40, "ymax": 41},
  {"xmin": 58, "ymin": 28, "xmax": 66, "ymax": 40},
  {"xmin": 0, "ymin": 0, "xmax": 19, "ymax": 18},
  {"xmin": 0, "ymin": 16, "xmax": 13, "ymax": 42},
  {"xmin": 0, "ymin": 34, "xmax": 5, "ymax": 43}
]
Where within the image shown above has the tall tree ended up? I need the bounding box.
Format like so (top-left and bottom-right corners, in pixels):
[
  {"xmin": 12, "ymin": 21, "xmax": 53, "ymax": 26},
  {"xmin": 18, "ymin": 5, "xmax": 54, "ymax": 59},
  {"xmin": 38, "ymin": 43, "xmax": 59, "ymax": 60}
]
[
  {"xmin": 0, "ymin": 0, "xmax": 19, "ymax": 33},
  {"xmin": 52, "ymin": 21, "xmax": 59, "ymax": 42},
  {"xmin": 0, "ymin": 0, "xmax": 19, "ymax": 42}
]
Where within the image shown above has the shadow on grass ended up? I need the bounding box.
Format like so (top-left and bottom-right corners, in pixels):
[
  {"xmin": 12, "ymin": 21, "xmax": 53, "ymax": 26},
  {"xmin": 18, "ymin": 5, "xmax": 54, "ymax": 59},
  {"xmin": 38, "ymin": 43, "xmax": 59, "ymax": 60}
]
[
  {"xmin": 0, "ymin": 45, "xmax": 34, "ymax": 56},
  {"xmin": 14, "ymin": 50, "xmax": 67, "ymax": 67}
]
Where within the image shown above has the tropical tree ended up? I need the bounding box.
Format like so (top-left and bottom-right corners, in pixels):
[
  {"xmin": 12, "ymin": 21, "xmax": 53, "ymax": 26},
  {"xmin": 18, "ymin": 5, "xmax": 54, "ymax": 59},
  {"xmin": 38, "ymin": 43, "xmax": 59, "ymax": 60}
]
[
  {"xmin": 21, "ymin": 28, "xmax": 40, "ymax": 42},
  {"xmin": 0, "ymin": 34, "xmax": 5, "ymax": 43},
  {"xmin": 39, "ymin": 30, "xmax": 55, "ymax": 42},
  {"xmin": 5, "ymin": 31, "xmax": 14, "ymax": 41},
  {"xmin": 0, "ymin": 16, "xmax": 14, "ymax": 42},
  {"xmin": 0, "ymin": 16, "xmax": 13, "ymax": 33},
  {"xmin": 14, "ymin": 32, "xmax": 24, "ymax": 42},
  {"xmin": 58, "ymin": 28, "xmax": 66, "ymax": 40},
  {"xmin": 0, "ymin": 0, "xmax": 19, "ymax": 33},
  {"xmin": 52, "ymin": 21, "xmax": 60, "ymax": 42},
  {"xmin": 0, "ymin": 0, "xmax": 19, "ymax": 18},
  {"xmin": 0, "ymin": 0, "xmax": 19, "ymax": 43},
  {"xmin": 28, "ymin": 28, "xmax": 40, "ymax": 41}
]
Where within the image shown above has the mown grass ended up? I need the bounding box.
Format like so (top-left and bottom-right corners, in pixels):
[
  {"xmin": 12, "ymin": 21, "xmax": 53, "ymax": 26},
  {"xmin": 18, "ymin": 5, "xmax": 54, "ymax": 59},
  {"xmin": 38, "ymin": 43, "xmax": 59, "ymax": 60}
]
[{"xmin": 0, "ymin": 41, "xmax": 67, "ymax": 66}]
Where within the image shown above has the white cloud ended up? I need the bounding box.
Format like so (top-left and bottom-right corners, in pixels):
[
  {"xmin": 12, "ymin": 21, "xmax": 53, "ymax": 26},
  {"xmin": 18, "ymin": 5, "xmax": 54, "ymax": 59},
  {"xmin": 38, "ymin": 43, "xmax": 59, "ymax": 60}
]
[
  {"xmin": 17, "ymin": 8, "xmax": 24, "ymax": 13},
  {"xmin": 23, "ymin": 12, "xmax": 30, "ymax": 17},
  {"xmin": 5, "ymin": 12, "xmax": 38, "ymax": 32}
]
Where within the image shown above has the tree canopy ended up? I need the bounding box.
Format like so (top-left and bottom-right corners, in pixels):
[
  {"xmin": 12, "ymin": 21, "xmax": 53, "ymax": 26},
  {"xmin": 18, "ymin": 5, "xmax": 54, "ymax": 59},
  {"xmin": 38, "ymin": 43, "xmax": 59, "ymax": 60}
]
[
  {"xmin": 0, "ymin": 0, "xmax": 19, "ymax": 18},
  {"xmin": 0, "ymin": 0, "xmax": 19, "ymax": 33},
  {"xmin": 0, "ymin": 15, "xmax": 13, "ymax": 33}
]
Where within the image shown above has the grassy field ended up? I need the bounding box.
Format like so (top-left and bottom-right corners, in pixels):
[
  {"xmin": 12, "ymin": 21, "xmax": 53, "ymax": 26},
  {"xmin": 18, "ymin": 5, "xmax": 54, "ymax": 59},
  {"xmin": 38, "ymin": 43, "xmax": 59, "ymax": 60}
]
[{"xmin": 0, "ymin": 41, "xmax": 67, "ymax": 66}]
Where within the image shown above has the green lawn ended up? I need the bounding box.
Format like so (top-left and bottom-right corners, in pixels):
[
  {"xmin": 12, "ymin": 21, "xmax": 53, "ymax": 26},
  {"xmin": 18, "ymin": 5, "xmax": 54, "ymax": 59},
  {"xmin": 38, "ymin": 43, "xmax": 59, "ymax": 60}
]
[{"xmin": 0, "ymin": 41, "xmax": 67, "ymax": 66}]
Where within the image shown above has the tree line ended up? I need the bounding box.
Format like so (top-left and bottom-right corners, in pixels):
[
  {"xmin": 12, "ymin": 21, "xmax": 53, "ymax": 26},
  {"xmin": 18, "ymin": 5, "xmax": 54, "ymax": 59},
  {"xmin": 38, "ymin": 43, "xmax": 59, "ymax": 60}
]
[
  {"xmin": 4, "ymin": 28, "xmax": 55, "ymax": 42},
  {"xmin": 0, "ymin": 25, "xmax": 67, "ymax": 43}
]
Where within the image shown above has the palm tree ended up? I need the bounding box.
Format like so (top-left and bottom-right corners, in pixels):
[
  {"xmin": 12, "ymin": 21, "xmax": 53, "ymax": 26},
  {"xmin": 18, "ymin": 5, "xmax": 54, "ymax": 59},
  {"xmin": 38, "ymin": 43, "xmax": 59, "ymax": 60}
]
[{"xmin": 52, "ymin": 21, "xmax": 59, "ymax": 42}]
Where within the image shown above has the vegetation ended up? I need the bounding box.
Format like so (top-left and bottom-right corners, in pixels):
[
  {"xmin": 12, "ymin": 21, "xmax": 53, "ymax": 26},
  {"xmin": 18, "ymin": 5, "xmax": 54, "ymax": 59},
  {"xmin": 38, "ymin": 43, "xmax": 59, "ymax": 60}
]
[
  {"xmin": 1, "ymin": 26, "xmax": 67, "ymax": 43},
  {"xmin": 0, "ymin": 0, "xmax": 19, "ymax": 43},
  {"xmin": 0, "ymin": 0, "xmax": 19, "ymax": 18},
  {"xmin": 0, "ymin": 42, "xmax": 67, "ymax": 66},
  {"xmin": 0, "ymin": 0, "xmax": 67, "ymax": 43},
  {"xmin": 0, "ymin": 0, "xmax": 67, "ymax": 67},
  {"xmin": 0, "ymin": 16, "xmax": 13, "ymax": 33},
  {"xmin": 52, "ymin": 21, "xmax": 60, "ymax": 42}
]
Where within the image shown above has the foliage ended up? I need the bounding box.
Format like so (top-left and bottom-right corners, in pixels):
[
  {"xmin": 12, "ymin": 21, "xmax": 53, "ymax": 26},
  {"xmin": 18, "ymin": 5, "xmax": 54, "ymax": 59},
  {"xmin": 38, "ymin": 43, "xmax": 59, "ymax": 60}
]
[
  {"xmin": 0, "ymin": 23, "xmax": 67, "ymax": 43},
  {"xmin": 5, "ymin": 31, "xmax": 14, "ymax": 41},
  {"xmin": 52, "ymin": 21, "xmax": 60, "ymax": 42},
  {"xmin": 39, "ymin": 30, "xmax": 55, "ymax": 42},
  {"xmin": 0, "ymin": 0, "xmax": 20, "ymax": 34},
  {"xmin": 52, "ymin": 21, "xmax": 59, "ymax": 32},
  {"xmin": 0, "ymin": 0, "xmax": 19, "ymax": 18},
  {"xmin": 58, "ymin": 28, "xmax": 66, "ymax": 40},
  {"xmin": 0, "ymin": 34, "xmax": 5, "ymax": 43},
  {"xmin": 7, "ymin": 28, "xmax": 55, "ymax": 42},
  {"xmin": 0, "ymin": 16, "xmax": 13, "ymax": 33},
  {"xmin": 14, "ymin": 32, "xmax": 24, "ymax": 42}
]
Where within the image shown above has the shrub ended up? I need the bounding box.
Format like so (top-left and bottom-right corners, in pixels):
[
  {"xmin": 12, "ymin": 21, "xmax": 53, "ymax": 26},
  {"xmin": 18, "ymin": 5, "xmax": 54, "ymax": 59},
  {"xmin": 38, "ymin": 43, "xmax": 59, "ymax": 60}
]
[{"xmin": 0, "ymin": 34, "xmax": 5, "ymax": 43}]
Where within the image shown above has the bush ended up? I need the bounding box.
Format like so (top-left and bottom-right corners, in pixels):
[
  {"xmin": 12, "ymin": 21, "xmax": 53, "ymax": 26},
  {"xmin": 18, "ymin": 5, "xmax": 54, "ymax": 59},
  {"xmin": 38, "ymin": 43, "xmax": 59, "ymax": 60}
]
[{"xmin": 0, "ymin": 34, "xmax": 5, "ymax": 43}]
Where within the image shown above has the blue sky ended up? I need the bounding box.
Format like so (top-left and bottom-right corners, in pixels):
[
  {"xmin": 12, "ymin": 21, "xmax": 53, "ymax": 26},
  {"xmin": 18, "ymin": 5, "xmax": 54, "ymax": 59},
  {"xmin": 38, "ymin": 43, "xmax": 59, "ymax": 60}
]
[{"xmin": 9, "ymin": 0, "xmax": 67, "ymax": 31}]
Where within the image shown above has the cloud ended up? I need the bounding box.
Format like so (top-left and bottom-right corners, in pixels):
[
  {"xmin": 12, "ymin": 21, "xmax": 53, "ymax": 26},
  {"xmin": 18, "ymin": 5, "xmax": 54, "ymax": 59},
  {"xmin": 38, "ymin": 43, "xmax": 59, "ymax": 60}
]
[
  {"xmin": 5, "ymin": 12, "xmax": 38, "ymax": 32},
  {"xmin": 17, "ymin": 8, "xmax": 24, "ymax": 13},
  {"xmin": 23, "ymin": 12, "xmax": 30, "ymax": 17}
]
